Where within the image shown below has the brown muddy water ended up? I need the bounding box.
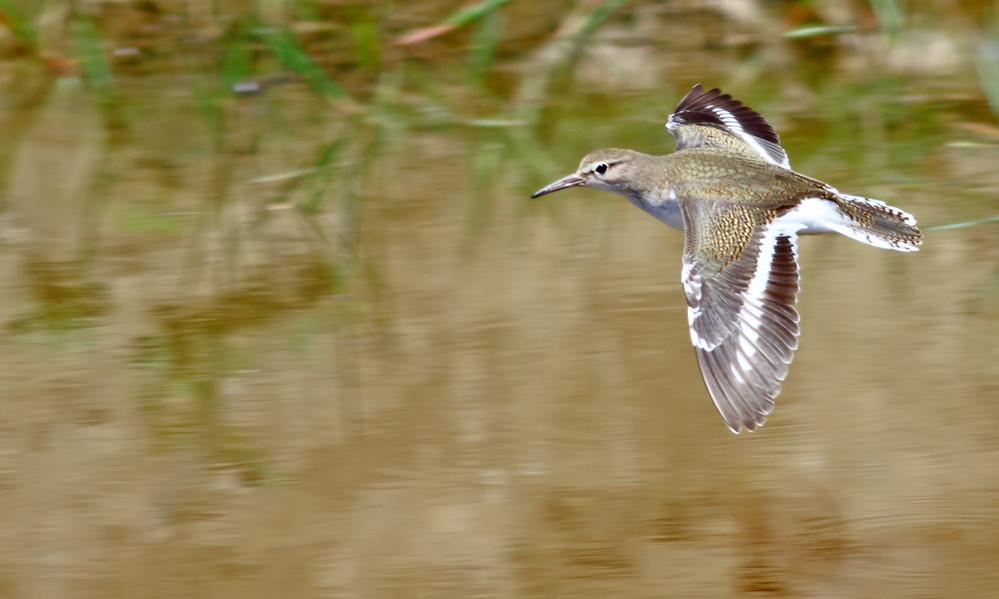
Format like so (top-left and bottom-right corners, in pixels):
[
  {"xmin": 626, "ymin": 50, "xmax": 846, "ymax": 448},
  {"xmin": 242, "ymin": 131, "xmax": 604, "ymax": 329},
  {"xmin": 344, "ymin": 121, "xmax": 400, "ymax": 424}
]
[{"xmin": 1, "ymin": 1, "xmax": 999, "ymax": 597}]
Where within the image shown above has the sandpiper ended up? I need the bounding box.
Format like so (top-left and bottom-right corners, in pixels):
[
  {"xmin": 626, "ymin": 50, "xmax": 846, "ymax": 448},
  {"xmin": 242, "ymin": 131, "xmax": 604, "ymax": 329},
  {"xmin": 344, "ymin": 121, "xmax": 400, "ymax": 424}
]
[{"xmin": 532, "ymin": 84, "xmax": 921, "ymax": 433}]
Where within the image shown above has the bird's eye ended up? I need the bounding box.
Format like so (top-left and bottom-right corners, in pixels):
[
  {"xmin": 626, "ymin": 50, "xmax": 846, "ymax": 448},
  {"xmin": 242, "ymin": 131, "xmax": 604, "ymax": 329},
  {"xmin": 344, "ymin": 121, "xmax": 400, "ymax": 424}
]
[{"xmin": 595, "ymin": 163, "xmax": 608, "ymax": 175}]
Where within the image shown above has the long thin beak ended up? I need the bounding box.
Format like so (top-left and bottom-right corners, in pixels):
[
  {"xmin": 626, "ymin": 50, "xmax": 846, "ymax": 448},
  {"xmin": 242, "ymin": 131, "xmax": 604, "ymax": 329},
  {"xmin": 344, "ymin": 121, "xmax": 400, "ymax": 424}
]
[{"xmin": 530, "ymin": 173, "xmax": 584, "ymax": 198}]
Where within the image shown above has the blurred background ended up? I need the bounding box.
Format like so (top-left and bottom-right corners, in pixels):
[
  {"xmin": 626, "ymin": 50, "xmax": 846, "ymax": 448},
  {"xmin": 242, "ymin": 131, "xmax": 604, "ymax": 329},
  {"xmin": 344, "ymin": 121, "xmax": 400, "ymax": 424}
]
[{"xmin": 1, "ymin": 0, "xmax": 998, "ymax": 596}]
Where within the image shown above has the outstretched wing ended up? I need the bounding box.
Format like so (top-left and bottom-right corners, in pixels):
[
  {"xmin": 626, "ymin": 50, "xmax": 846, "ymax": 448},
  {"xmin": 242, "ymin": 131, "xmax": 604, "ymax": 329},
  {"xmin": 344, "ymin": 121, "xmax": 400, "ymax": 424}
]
[
  {"xmin": 679, "ymin": 200, "xmax": 801, "ymax": 433},
  {"xmin": 667, "ymin": 84, "xmax": 791, "ymax": 170}
]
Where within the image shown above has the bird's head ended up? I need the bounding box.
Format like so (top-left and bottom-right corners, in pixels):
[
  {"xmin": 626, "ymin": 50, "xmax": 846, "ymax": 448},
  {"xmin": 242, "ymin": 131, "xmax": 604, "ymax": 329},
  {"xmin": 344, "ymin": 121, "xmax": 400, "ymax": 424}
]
[{"xmin": 531, "ymin": 149, "xmax": 642, "ymax": 198}]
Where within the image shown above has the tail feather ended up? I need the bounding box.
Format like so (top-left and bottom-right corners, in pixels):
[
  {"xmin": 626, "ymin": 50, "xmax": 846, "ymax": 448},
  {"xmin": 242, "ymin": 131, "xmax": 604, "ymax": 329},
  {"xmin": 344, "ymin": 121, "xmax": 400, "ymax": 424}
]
[{"xmin": 830, "ymin": 194, "xmax": 922, "ymax": 252}]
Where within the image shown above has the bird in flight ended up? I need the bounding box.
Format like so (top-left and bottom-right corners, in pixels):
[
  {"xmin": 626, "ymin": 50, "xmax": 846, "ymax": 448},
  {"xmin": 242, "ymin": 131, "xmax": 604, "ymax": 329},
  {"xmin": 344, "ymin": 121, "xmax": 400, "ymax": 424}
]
[{"xmin": 531, "ymin": 84, "xmax": 921, "ymax": 433}]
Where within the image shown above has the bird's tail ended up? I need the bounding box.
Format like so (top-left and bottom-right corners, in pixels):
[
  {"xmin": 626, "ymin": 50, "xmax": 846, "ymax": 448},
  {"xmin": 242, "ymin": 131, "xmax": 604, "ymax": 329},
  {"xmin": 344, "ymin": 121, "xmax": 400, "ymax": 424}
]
[{"xmin": 829, "ymin": 194, "xmax": 922, "ymax": 252}]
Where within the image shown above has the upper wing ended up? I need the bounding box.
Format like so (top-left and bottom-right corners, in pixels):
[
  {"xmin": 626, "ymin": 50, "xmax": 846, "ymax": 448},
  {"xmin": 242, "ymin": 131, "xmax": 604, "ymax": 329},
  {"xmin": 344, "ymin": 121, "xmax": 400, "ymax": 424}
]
[
  {"xmin": 667, "ymin": 84, "xmax": 791, "ymax": 170},
  {"xmin": 679, "ymin": 200, "xmax": 801, "ymax": 433}
]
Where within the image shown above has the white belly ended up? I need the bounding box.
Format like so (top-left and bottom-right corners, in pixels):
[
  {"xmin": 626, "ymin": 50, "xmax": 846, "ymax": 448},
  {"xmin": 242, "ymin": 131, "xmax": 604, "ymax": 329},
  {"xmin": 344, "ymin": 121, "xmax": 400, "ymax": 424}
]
[
  {"xmin": 776, "ymin": 197, "xmax": 850, "ymax": 235},
  {"xmin": 623, "ymin": 195, "xmax": 685, "ymax": 231}
]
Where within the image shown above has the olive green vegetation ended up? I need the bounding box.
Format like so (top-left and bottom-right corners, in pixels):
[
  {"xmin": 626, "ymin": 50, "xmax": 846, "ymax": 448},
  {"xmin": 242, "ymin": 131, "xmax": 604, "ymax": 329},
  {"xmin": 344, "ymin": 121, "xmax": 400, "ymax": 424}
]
[{"xmin": 0, "ymin": 0, "xmax": 997, "ymax": 460}]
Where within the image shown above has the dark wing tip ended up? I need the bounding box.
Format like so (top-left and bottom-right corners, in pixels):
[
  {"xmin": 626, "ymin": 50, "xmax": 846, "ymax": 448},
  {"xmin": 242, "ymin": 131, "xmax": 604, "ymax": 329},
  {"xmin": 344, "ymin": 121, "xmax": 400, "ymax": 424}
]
[
  {"xmin": 676, "ymin": 83, "xmax": 706, "ymax": 107},
  {"xmin": 670, "ymin": 85, "xmax": 781, "ymax": 146},
  {"xmin": 697, "ymin": 344, "xmax": 777, "ymax": 434}
]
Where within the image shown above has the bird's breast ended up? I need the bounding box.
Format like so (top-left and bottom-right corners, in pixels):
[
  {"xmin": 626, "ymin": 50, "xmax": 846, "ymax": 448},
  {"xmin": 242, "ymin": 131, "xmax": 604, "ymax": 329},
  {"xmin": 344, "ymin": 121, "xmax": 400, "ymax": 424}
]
[{"xmin": 622, "ymin": 192, "xmax": 684, "ymax": 231}]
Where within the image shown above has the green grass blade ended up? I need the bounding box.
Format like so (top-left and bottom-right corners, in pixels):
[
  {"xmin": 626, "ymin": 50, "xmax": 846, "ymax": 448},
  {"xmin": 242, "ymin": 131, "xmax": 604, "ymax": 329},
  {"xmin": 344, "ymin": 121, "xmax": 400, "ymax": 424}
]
[
  {"xmin": 783, "ymin": 25, "xmax": 858, "ymax": 39},
  {"xmin": 467, "ymin": 6, "xmax": 502, "ymax": 85},
  {"xmin": 444, "ymin": 0, "xmax": 514, "ymax": 27},
  {"xmin": 73, "ymin": 16, "xmax": 126, "ymax": 129},
  {"xmin": 925, "ymin": 216, "xmax": 999, "ymax": 231},
  {"xmin": 569, "ymin": 0, "xmax": 628, "ymax": 42},
  {"xmin": 513, "ymin": 0, "xmax": 627, "ymax": 126},
  {"xmin": 869, "ymin": 0, "xmax": 904, "ymax": 35},
  {"xmin": 74, "ymin": 18, "xmax": 114, "ymax": 94},
  {"xmin": 976, "ymin": 36, "xmax": 999, "ymax": 121},
  {"xmin": 298, "ymin": 137, "xmax": 348, "ymax": 214},
  {"xmin": 220, "ymin": 33, "xmax": 254, "ymax": 91},
  {"xmin": 0, "ymin": 0, "xmax": 38, "ymax": 49},
  {"xmin": 255, "ymin": 27, "xmax": 349, "ymax": 99},
  {"xmin": 351, "ymin": 16, "xmax": 381, "ymax": 71}
]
